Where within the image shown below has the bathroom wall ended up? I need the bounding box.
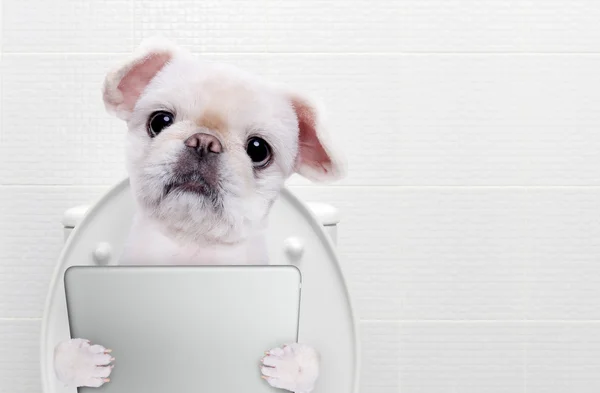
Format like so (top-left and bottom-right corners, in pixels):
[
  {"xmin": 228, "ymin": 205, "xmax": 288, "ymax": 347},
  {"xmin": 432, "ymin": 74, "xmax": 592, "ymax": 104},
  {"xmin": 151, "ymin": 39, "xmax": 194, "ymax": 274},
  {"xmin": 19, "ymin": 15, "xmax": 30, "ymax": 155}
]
[{"xmin": 2, "ymin": 1, "xmax": 600, "ymax": 392}]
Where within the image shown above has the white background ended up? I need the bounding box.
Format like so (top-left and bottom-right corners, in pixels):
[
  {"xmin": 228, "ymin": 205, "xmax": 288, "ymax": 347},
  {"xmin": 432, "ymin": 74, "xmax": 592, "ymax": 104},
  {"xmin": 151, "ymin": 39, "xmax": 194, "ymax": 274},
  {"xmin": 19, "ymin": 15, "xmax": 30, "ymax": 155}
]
[{"xmin": 2, "ymin": 1, "xmax": 600, "ymax": 392}]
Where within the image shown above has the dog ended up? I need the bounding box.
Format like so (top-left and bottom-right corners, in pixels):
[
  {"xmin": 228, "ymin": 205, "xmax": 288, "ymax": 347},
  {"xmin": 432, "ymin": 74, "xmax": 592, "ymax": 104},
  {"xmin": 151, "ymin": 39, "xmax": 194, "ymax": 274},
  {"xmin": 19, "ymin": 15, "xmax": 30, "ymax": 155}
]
[{"xmin": 53, "ymin": 38, "xmax": 345, "ymax": 393}]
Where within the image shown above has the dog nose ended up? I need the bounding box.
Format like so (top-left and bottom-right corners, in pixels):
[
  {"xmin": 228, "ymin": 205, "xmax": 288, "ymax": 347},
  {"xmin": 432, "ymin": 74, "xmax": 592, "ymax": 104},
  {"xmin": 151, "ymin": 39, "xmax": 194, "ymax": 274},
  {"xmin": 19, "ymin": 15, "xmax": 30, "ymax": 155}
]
[{"xmin": 184, "ymin": 133, "xmax": 222, "ymax": 157}]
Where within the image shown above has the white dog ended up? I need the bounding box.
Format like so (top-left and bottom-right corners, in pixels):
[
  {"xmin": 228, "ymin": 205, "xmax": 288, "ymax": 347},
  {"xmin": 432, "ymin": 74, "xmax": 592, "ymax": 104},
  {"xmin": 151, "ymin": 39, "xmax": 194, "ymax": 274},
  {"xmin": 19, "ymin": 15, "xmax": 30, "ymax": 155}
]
[{"xmin": 53, "ymin": 39, "xmax": 345, "ymax": 393}]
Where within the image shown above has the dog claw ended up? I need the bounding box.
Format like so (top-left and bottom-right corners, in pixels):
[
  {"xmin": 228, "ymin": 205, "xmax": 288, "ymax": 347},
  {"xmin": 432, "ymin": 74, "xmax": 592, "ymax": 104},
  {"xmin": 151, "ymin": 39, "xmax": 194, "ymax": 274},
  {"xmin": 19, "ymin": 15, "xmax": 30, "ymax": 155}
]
[{"xmin": 103, "ymin": 378, "xmax": 110, "ymax": 383}]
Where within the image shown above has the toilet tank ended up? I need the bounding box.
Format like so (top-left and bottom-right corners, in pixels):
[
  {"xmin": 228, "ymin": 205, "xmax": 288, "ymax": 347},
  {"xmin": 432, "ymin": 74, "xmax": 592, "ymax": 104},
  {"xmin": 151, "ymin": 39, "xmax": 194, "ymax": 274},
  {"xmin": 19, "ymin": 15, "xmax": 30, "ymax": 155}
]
[{"xmin": 61, "ymin": 202, "xmax": 341, "ymax": 245}]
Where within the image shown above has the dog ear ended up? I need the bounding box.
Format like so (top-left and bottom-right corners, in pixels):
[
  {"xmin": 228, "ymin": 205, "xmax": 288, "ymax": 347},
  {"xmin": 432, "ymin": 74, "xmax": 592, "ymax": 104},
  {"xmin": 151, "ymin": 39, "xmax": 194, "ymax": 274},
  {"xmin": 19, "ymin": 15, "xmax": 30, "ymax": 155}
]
[
  {"xmin": 103, "ymin": 38, "xmax": 178, "ymax": 120},
  {"xmin": 289, "ymin": 94, "xmax": 346, "ymax": 182}
]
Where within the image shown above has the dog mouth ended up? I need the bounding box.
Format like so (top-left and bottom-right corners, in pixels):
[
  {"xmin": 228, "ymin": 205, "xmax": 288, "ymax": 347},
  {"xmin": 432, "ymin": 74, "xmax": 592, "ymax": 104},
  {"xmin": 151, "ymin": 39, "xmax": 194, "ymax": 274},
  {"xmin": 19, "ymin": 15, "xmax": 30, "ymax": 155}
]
[
  {"xmin": 162, "ymin": 174, "xmax": 224, "ymax": 212},
  {"xmin": 163, "ymin": 175, "xmax": 211, "ymax": 197}
]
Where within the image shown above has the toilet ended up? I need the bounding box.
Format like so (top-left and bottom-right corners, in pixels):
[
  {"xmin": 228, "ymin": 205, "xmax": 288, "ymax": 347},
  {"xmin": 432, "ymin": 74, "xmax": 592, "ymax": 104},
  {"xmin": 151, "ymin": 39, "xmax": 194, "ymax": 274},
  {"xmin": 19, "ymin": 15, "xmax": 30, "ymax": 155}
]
[{"xmin": 40, "ymin": 178, "xmax": 360, "ymax": 393}]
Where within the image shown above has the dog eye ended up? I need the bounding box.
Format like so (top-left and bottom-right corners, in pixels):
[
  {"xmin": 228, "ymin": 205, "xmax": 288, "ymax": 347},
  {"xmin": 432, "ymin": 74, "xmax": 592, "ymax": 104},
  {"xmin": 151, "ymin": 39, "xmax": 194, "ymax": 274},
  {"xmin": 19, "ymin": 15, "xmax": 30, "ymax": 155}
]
[
  {"xmin": 246, "ymin": 137, "xmax": 272, "ymax": 168},
  {"xmin": 147, "ymin": 111, "xmax": 174, "ymax": 137}
]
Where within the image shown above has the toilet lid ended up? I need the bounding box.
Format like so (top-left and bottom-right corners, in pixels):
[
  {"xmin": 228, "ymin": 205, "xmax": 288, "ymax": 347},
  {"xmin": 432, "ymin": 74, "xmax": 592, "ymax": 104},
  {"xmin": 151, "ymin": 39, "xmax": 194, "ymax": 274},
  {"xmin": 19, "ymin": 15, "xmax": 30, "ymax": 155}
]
[{"xmin": 41, "ymin": 178, "xmax": 359, "ymax": 393}]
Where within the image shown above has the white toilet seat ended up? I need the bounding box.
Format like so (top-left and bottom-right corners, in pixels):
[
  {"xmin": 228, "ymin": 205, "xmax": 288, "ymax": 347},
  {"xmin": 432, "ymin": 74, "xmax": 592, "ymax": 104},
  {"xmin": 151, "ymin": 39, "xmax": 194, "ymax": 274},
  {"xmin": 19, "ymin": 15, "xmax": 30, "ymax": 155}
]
[{"xmin": 40, "ymin": 178, "xmax": 360, "ymax": 393}]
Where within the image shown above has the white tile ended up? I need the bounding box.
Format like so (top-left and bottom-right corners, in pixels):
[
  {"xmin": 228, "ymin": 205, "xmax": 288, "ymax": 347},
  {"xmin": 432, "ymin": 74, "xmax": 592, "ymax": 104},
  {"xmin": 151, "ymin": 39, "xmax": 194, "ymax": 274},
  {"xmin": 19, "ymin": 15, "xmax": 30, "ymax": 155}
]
[
  {"xmin": 526, "ymin": 262, "xmax": 600, "ymax": 320},
  {"xmin": 213, "ymin": 54, "xmax": 600, "ymax": 186},
  {"xmin": 0, "ymin": 319, "xmax": 42, "ymax": 393},
  {"xmin": 286, "ymin": 125, "xmax": 600, "ymax": 187},
  {"xmin": 209, "ymin": 54, "xmax": 600, "ymax": 128},
  {"xmin": 0, "ymin": 55, "xmax": 128, "ymax": 186},
  {"xmin": 132, "ymin": 0, "xmax": 600, "ymax": 53},
  {"xmin": 521, "ymin": 188, "xmax": 600, "ymax": 319},
  {"xmin": 289, "ymin": 186, "xmax": 600, "ymax": 321},
  {"xmin": 4, "ymin": 184, "xmax": 600, "ymax": 323},
  {"xmin": 526, "ymin": 323, "xmax": 600, "ymax": 393},
  {"xmin": 5, "ymin": 54, "xmax": 600, "ymax": 186},
  {"xmin": 360, "ymin": 322, "xmax": 401, "ymax": 393},
  {"xmin": 399, "ymin": 322, "xmax": 526, "ymax": 393},
  {"xmin": 0, "ymin": 186, "xmax": 109, "ymax": 318},
  {"xmin": 2, "ymin": 0, "xmax": 133, "ymax": 53}
]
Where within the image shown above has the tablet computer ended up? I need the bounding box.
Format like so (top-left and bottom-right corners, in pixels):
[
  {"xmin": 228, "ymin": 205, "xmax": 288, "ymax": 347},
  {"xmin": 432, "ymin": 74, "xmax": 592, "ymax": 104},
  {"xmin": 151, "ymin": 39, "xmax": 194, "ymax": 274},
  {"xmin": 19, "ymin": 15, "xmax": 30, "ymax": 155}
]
[{"xmin": 64, "ymin": 265, "xmax": 302, "ymax": 393}]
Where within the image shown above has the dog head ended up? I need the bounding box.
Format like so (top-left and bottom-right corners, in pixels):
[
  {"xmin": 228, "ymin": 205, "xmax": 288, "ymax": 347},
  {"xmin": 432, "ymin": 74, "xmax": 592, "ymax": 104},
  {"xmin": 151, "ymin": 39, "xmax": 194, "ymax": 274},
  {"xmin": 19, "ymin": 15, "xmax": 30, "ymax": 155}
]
[{"xmin": 103, "ymin": 39, "xmax": 345, "ymax": 245}]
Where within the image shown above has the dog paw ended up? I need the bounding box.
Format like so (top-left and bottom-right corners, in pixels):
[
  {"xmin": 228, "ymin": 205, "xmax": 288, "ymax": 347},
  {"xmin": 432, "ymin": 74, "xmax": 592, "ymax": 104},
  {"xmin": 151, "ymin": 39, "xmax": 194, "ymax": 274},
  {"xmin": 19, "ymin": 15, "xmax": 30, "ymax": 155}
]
[
  {"xmin": 261, "ymin": 343, "xmax": 320, "ymax": 393},
  {"xmin": 54, "ymin": 338, "xmax": 114, "ymax": 387}
]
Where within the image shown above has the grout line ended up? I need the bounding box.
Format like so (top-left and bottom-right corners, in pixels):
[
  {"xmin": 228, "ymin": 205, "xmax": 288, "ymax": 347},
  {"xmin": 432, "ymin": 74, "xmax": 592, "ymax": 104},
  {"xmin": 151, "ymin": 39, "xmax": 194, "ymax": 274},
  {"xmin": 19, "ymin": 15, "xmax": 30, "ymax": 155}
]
[
  {"xmin": 0, "ymin": 0, "xmax": 3, "ymax": 55},
  {"xmin": 1, "ymin": 52, "xmax": 130, "ymax": 56},
  {"xmin": 523, "ymin": 247, "xmax": 529, "ymax": 393},
  {"xmin": 360, "ymin": 319, "xmax": 600, "ymax": 323},
  {"xmin": 4, "ymin": 184, "xmax": 600, "ymax": 189},
  {"xmin": 4, "ymin": 51, "xmax": 600, "ymax": 56},
  {"xmin": 5, "ymin": 318, "xmax": 600, "ymax": 323},
  {"xmin": 130, "ymin": 0, "xmax": 135, "ymax": 52},
  {"xmin": 524, "ymin": 322, "xmax": 528, "ymax": 393},
  {"xmin": 0, "ymin": 317, "xmax": 42, "ymax": 321},
  {"xmin": 289, "ymin": 185, "xmax": 600, "ymax": 189},
  {"xmin": 0, "ymin": 184, "xmax": 112, "ymax": 188}
]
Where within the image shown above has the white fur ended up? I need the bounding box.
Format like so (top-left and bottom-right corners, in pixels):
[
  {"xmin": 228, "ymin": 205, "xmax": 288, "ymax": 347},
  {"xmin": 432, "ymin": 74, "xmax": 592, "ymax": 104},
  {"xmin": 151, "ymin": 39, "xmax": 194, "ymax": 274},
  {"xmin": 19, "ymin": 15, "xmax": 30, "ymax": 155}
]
[
  {"xmin": 54, "ymin": 339, "xmax": 113, "ymax": 387},
  {"xmin": 262, "ymin": 344, "xmax": 321, "ymax": 393},
  {"xmin": 54, "ymin": 39, "xmax": 343, "ymax": 393}
]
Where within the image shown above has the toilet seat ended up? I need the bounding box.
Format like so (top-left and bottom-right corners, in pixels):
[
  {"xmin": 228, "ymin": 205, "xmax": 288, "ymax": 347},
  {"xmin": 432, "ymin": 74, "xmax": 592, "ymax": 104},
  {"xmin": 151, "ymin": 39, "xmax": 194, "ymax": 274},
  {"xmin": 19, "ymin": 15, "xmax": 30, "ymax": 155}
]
[{"xmin": 40, "ymin": 178, "xmax": 360, "ymax": 393}]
